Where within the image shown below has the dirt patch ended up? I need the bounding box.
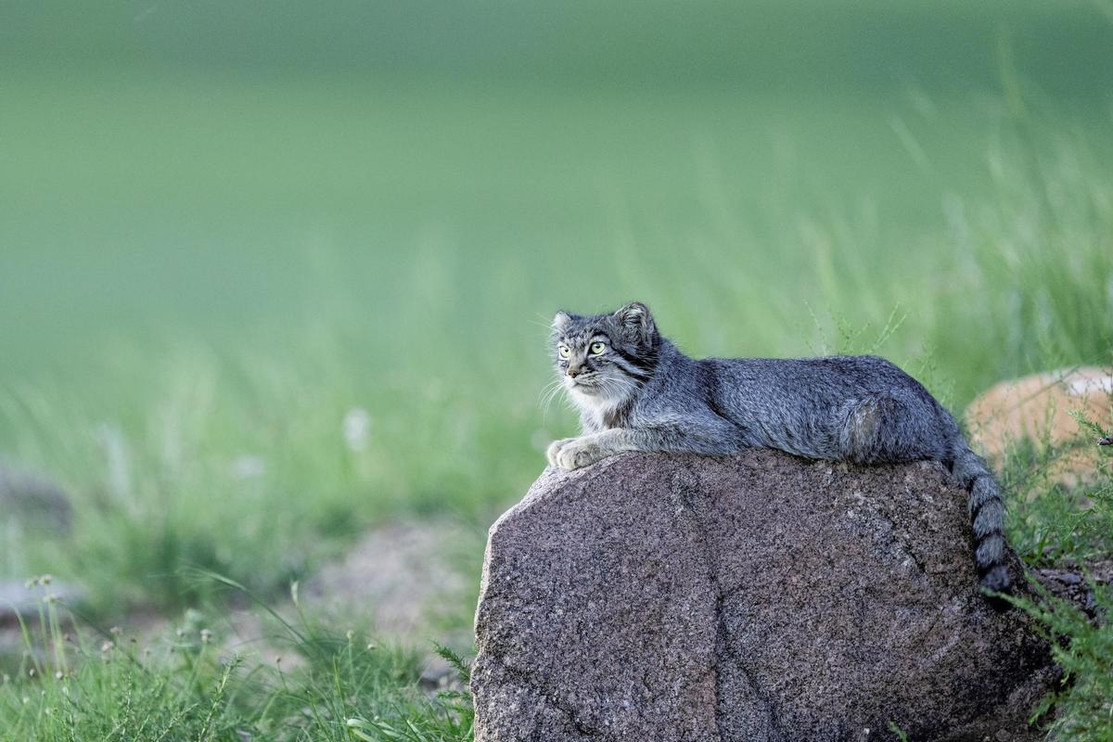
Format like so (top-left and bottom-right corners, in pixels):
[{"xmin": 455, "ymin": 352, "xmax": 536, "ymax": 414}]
[{"xmin": 300, "ymin": 520, "xmax": 473, "ymax": 637}]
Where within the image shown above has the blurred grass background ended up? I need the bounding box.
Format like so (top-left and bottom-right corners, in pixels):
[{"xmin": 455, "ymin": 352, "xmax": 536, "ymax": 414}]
[{"xmin": 1, "ymin": 0, "xmax": 1112, "ymax": 613}]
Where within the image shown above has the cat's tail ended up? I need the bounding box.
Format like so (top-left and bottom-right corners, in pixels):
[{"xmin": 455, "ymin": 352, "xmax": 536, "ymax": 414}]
[{"xmin": 951, "ymin": 440, "xmax": 1011, "ymax": 594}]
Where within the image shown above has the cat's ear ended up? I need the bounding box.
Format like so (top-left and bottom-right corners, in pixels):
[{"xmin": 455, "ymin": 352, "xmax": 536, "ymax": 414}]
[
  {"xmin": 613, "ymin": 302, "xmax": 656, "ymax": 344},
  {"xmin": 552, "ymin": 311, "xmax": 573, "ymax": 332}
]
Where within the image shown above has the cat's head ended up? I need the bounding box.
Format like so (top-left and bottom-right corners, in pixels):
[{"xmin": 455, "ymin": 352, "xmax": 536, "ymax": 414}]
[{"xmin": 551, "ymin": 302, "xmax": 660, "ymax": 406}]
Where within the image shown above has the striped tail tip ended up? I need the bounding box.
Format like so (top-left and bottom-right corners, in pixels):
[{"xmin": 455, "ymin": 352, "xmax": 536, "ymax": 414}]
[{"xmin": 979, "ymin": 564, "xmax": 1011, "ymax": 595}]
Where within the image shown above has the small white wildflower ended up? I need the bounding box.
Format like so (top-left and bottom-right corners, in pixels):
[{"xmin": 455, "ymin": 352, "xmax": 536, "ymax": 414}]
[
  {"xmin": 200, "ymin": 629, "xmax": 212, "ymax": 644},
  {"xmin": 54, "ymin": 671, "xmax": 63, "ymax": 681},
  {"xmin": 100, "ymin": 641, "xmax": 114, "ymax": 653},
  {"xmin": 342, "ymin": 408, "xmax": 372, "ymax": 452},
  {"xmin": 231, "ymin": 455, "xmax": 266, "ymax": 481}
]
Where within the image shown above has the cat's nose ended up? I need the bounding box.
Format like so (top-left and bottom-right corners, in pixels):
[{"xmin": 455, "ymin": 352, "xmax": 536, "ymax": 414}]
[{"xmin": 567, "ymin": 366, "xmax": 582, "ymax": 378}]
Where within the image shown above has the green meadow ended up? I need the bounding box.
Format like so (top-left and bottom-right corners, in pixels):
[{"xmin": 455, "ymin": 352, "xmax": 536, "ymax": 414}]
[{"xmin": 1, "ymin": 0, "xmax": 1112, "ymax": 738}]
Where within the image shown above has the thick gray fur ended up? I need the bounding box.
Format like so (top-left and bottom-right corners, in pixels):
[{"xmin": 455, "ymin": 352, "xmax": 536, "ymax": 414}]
[{"xmin": 547, "ymin": 302, "xmax": 1010, "ymax": 594}]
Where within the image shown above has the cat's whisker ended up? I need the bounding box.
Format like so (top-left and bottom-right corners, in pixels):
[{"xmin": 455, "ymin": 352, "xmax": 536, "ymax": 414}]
[
  {"xmin": 540, "ymin": 387, "xmax": 564, "ymax": 414},
  {"xmin": 537, "ymin": 377, "xmax": 562, "ymax": 404},
  {"xmin": 539, "ymin": 377, "xmax": 573, "ymax": 414}
]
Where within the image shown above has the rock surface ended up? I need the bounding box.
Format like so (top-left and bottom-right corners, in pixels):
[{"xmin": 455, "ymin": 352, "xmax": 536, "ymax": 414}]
[{"xmin": 472, "ymin": 451, "xmax": 1057, "ymax": 742}]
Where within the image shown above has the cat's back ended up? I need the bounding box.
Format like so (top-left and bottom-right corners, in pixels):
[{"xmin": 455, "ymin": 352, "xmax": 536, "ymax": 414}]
[{"xmin": 703, "ymin": 354, "xmax": 931, "ymax": 403}]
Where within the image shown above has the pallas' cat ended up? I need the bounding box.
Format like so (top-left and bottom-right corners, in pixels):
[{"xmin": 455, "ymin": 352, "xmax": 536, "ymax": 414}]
[{"xmin": 547, "ymin": 302, "xmax": 1009, "ymax": 593}]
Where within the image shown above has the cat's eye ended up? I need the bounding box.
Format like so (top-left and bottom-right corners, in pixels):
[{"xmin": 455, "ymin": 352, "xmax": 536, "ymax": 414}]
[
  {"xmin": 589, "ymin": 342, "xmax": 606, "ymax": 355},
  {"xmin": 558, "ymin": 345, "xmax": 571, "ymax": 359}
]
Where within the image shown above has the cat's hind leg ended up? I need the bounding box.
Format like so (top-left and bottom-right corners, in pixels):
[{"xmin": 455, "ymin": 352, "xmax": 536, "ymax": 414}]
[{"xmin": 838, "ymin": 393, "xmax": 950, "ymax": 465}]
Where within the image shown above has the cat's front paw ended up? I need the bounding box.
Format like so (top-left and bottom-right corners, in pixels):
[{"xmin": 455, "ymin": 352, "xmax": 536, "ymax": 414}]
[
  {"xmin": 553, "ymin": 438, "xmax": 612, "ymax": 470},
  {"xmin": 546, "ymin": 437, "xmax": 578, "ymax": 467}
]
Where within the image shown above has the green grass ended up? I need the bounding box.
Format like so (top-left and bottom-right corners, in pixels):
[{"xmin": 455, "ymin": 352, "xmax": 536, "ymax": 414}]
[
  {"xmin": 1006, "ymin": 582, "xmax": 1113, "ymax": 742},
  {"xmin": 1, "ymin": 1, "xmax": 1112, "ymax": 735},
  {"xmin": 0, "ymin": 580, "xmax": 474, "ymax": 742},
  {"xmin": 989, "ymin": 411, "xmax": 1113, "ymax": 741}
]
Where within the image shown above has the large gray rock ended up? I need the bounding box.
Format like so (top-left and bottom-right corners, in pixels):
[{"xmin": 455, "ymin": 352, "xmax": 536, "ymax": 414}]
[{"xmin": 472, "ymin": 451, "xmax": 1057, "ymax": 742}]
